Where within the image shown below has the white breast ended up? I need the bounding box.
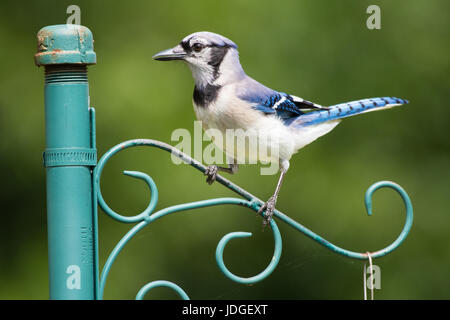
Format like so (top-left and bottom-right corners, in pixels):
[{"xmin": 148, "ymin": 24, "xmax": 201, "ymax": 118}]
[{"xmin": 193, "ymin": 85, "xmax": 297, "ymax": 164}]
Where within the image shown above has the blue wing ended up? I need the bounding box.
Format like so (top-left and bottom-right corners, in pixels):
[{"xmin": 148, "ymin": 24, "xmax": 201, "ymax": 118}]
[
  {"xmin": 253, "ymin": 92, "xmax": 302, "ymax": 114},
  {"xmin": 235, "ymin": 78, "xmax": 408, "ymax": 126},
  {"xmin": 251, "ymin": 92, "xmax": 330, "ymax": 124},
  {"xmin": 235, "ymin": 76, "xmax": 328, "ymax": 123},
  {"xmin": 237, "ymin": 82, "xmax": 327, "ymax": 122}
]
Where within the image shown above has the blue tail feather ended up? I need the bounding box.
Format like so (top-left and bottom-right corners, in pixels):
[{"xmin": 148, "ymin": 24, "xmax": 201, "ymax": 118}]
[{"xmin": 293, "ymin": 97, "xmax": 408, "ymax": 127}]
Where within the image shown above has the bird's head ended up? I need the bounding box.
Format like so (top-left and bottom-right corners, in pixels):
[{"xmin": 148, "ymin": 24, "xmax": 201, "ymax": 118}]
[{"xmin": 153, "ymin": 31, "xmax": 245, "ymax": 88}]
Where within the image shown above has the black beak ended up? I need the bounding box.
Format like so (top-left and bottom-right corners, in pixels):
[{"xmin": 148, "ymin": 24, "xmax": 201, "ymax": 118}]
[{"xmin": 152, "ymin": 45, "xmax": 187, "ymax": 61}]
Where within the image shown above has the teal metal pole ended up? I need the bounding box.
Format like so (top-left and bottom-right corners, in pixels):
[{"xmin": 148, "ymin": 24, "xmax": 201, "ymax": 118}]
[{"xmin": 35, "ymin": 24, "xmax": 97, "ymax": 299}]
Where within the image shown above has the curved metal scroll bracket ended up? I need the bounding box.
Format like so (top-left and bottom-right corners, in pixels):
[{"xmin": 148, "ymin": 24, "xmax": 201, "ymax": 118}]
[
  {"xmin": 136, "ymin": 280, "xmax": 190, "ymax": 300},
  {"xmin": 215, "ymin": 217, "xmax": 282, "ymax": 284},
  {"xmin": 93, "ymin": 139, "xmax": 413, "ymax": 299}
]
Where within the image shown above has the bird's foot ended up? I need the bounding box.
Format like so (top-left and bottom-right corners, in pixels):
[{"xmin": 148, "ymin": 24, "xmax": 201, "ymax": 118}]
[
  {"xmin": 257, "ymin": 196, "xmax": 276, "ymax": 226},
  {"xmin": 204, "ymin": 165, "xmax": 219, "ymax": 185}
]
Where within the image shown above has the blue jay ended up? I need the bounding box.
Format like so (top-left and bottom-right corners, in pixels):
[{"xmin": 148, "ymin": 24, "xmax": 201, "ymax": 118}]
[{"xmin": 153, "ymin": 31, "xmax": 408, "ymax": 224}]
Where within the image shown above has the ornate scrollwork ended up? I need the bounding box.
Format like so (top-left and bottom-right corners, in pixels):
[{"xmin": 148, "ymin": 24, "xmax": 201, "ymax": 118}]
[{"xmin": 93, "ymin": 139, "xmax": 413, "ymax": 299}]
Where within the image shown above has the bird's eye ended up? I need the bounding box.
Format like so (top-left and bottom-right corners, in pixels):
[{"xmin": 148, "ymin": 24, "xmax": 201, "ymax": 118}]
[{"xmin": 192, "ymin": 43, "xmax": 204, "ymax": 52}]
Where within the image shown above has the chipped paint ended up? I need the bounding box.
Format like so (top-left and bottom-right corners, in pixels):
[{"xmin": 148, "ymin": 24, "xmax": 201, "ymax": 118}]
[{"xmin": 34, "ymin": 24, "xmax": 96, "ymax": 66}]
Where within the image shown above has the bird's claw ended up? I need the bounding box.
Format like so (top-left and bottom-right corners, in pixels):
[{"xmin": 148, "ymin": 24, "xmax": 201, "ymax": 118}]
[
  {"xmin": 257, "ymin": 196, "xmax": 276, "ymax": 226},
  {"xmin": 204, "ymin": 165, "xmax": 218, "ymax": 185}
]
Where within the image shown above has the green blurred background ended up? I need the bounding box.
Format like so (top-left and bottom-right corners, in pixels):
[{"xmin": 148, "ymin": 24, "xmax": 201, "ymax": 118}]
[{"xmin": 0, "ymin": 0, "xmax": 449, "ymax": 299}]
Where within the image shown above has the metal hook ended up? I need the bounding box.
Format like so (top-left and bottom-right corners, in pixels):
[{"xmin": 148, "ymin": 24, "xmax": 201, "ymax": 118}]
[
  {"xmin": 271, "ymin": 180, "xmax": 413, "ymax": 259},
  {"xmin": 215, "ymin": 217, "xmax": 282, "ymax": 284},
  {"xmin": 94, "ymin": 139, "xmax": 413, "ymax": 299},
  {"xmin": 97, "ymin": 196, "xmax": 267, "ymax": 299},
  {"xmin": 364, "ymin": 252, "xmax": 374, "ymax": 300},
  {"xmin": 136, "ymin": 280, "xmax": 189, "ymax": 300},
  {"xmin": 94, "ymin": 142, "xmax": 160, "ymax": 223}
]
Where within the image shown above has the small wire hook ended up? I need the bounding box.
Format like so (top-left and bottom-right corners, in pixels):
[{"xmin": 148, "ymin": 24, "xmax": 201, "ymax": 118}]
[{"xmin": 364, "ymin": 252, "xmax": 374, "ymax": 300}]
